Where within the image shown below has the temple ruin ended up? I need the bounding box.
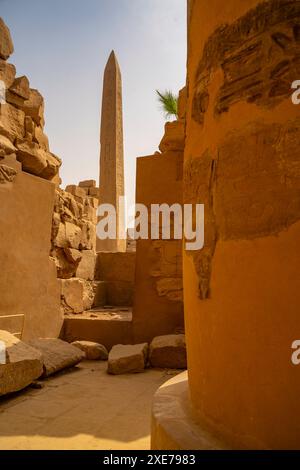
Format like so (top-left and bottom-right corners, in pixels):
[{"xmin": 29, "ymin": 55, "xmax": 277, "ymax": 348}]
[{"xmin": 0, "ymin": 0, "xmax": 300, "ymax": 451}]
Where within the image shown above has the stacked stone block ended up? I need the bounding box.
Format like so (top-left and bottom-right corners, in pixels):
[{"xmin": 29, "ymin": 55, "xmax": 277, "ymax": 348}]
[
  {"xmin": 0, "ymin": 18, "xmax": 61, "ymax": 183},
  {"xmin": 51, "ymin": 187, "xmax": 105, "ymax": 314}
]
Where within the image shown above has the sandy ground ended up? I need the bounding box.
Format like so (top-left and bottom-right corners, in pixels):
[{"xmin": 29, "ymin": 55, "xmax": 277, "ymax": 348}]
[{"xmin": 0, "ymin": 361, "xmax": 178, "ymax": 450}]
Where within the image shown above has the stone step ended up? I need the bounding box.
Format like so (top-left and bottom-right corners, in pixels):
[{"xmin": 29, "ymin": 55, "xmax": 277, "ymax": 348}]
[{"xmin": 62, "ymin": 306, "xmax": 133, "ymax": 351}]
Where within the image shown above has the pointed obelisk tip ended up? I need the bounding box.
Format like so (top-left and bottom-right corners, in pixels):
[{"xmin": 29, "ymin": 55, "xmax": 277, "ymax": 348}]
[{"xmin": 105, "ymin": 50, "xmax": 120, "ymax": 72}]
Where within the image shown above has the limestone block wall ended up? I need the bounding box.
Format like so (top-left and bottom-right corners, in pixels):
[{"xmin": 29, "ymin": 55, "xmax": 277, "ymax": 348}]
[
  {"xmin": 184, "ymin": 0, "xmax": 300, "ymax": 449},
  {"xmin": 52, "ymin": 184, "xmax": 103, "ymax": 314},
  {"xmin": 0, "ymin": 18, "xmax": 62, "ymax": 339}
]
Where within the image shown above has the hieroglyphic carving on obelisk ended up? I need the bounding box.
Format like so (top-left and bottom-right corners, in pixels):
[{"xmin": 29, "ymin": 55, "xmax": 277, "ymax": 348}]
[{"xmin": 97, "ymin": 51, "xmax": 126, "ymax": 252}]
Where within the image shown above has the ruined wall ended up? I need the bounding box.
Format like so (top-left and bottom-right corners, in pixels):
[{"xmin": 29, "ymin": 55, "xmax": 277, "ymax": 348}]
[
  {"xmin": 184, "ymin": 0, "xmax": 300, "ymax": 449},
  {"xmin": 133, "ymin": 113, "xmax": 185, "ymax": 343},
  {"xmin": 0, "ymin": 18, "xmax": 62, "ymax": 339},
  {"xmin": 51, "ymin": 181, "xmax": 104, "ymax": 314},
  {"xmin": 95, "ymin": 252, "xmax": 136, "ymax": 306}
]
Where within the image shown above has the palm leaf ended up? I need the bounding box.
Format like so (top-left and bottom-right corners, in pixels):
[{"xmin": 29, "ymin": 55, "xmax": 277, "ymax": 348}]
[{"xmin": 156, "ymin": 90, "xmax": 178, "ymax": 120}]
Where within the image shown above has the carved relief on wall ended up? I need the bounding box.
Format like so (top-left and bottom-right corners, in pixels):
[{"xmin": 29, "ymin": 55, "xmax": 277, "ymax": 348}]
[
  {"xmin": 184, "ymin": 117, "xmax": 300, "ymax": 299},
  {"xmin": 149, "ymin": 240, "xmax": 183, "ymax": 302},
  {"xmin": 0, "ymin": 164, "xmax": 17, "ymax": 184},
  {"xmin": 192, "ymin": 0, "xmax": 300, "ymax": 124}
]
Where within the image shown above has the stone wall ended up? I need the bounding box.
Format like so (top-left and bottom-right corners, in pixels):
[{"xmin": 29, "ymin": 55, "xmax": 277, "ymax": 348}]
[
  {"xmin": 95, "ymin": 252, "xmax": 136, "ymax": 306},
  {"xmin": 51, "ymin": 181, "xmax": 105, "ymax": 314},
  {"xmin": 183, "ymin": 0, "xmax": 300, "ymax": 450},
  {"xmin": 0, "ymin": 18, "xmax": 62, "ymax": 339},
  {"xmin": 132, "ymin": 97, "xmax": 185, "ymax": 343}
]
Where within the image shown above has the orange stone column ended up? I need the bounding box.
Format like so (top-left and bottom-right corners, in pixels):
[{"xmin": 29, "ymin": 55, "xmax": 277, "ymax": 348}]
[{"xmin": 184, "ymin": 0, "xmax": 300, "ymax": 449}]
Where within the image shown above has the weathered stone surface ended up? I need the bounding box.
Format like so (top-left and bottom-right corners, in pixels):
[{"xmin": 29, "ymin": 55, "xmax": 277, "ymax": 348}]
[
  {"xmin": 9, "ymin": 76, "xmax": 30, "ymax": 100},
  {"xmin": 177, "ymin": 87, "xmax": 187, "ymax": 121},
  {"xmin": 28, "ymin": 338, "xmax": 85, "ymax": 377},
  {"xmin": 92, "ymin": 280, "xmax": 107, "ymax": 307},
  {"xmin": 65, "ymin": 221, "xmax": 82, "ymax": 249},
  {"xmin": 76, "ymin": 250, "xmax": 96, "ymax": 280},
  {"xmin": 64, "ymin": 247, "xmax": 82, "ymax": 265},
  {"xmin": 156, "ymin": 278, "xmax": 183, "ymax": 302},
  {"xmin": 107, "ymin": 343, "xmax": 148, "ymax": 375},
  {"xmin": 0, "ymin": 163, "xmax": 17, "ymax": 184},
  {"xmin": 80, "ymin": 220, "xmax": 96, "ymax": 250},
  {"xmin": 39, "ymin": 152, "xmax": 61, "ymax": 180},
  {"xmin": 71, "ymin": 341, "xmax": 108, "ymax": 360},
  {"xmin": 0, "ymin": 103, "xmax": 25, "ymax": 141},
  {"xmin": 5, "ymin": 90, "xmax": 25, "ymax": 107},
  {"xmin": 61, "ymin": 278, "xmax": 84, "ymax": 314},
  {"xmin": 149, "ymin": 335, "xmax": 186, "ymax": 369},
  {"xmin": 0, "ymin": 153, "xmax": 22, "ymax": 171},
  {"xmin": 65, "ymin": 185, "xmax": 86, "ymax": 198},
  {"xmin": 20, "ymin": 88, "xmax": 44, "ymax": 126},
  {"xmin": 89, "ymin": 187, "xmax": 99, "ymax": 198},
  {"xmin": 33, "ymin": 126, "xmax": 49, "ymax": 151},
  {"xmin": 0, "ymin": 60, "xmax": 16, "ymax": 88},
  {"xmin": 0, "ymin": 134, "xmax": 16, "ymax": 157},
  {"xmin": 86, "ymin": 196, "xmax": 98, "ymax": 209},
  {"xmin": 159, "ymin": 121, "xmax": 185, "ymax": 154},
  {"xmin": 15, "ymin": 139, "xmax": 61, "ymax": 179},
  {"xmin": 52, "ymin": 247, "xmax": 81, "ymax": 279},
  {"xmin": 16, "ymin": 139, "xmax": 47, "ymax": 174},
  {"xmin": 24, "ymin": 116, "xmax": 34, "ymax": 135},
  {"xmin": 192, "ymin": 0, "xmax": 300, "ymax": 123},
  {"xmin": 98, "ymin": 51, "xmax": 126, "ymax": 252},
  {"xmin": 79, "ymin": 179, "xmax": 96, "ymax": 188},
  {"xmin": 0, "ymin": 330, "xmax": 43, "ymax": 396},
  {"xmin": 83, "ymin": 200, "xmax": 97, "ymax": 224},
  {"xmin": 0, "ymin": 18, "xmax": 14, "ymax": 60}
]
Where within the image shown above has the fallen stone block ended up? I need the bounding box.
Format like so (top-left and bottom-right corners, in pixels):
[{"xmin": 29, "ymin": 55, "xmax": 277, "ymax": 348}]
[
  {"xmin": 76, "ymin": 250, "xmax": 96, "ymax": 280},
  {"xmin": 16, "ymin": 139, "xmax": 61, "ymax": 179},
  {"xmin": 16, "ymin": 139, "xmax": 47, "ymax": 175},
  {"xmin": 65, "ymin": 221, "xmax": 82, "ymax": 249},
  {"xmin": 20, "ymin": 88, "xmax": 44, "ymax": 126},
  {"xmin": 71, "ymin": 341, "xmax": 108, "ymax": 360},
  {"xmin": 0, "ymin": 330, "xmax": 43, "ymax": 396},
  {"xmin": 0, "ymin": 59, "xmax": 16, "ymax": 89},
  {"xmin": 0, "ymin": 134, "xmax": 16, "ymax": 157},
  {"xmin": 9, "ymin": 76, "xmax": 30, "ymax": 100},
  {"xmin": 52, "ymin": 247, "xmax": 81, "ymax": 279},
  {"xmin": 107, "ymin": 343, "xmax": 148, "ymax": 375},
  {"xmin": 0, "ymin": 18, "xmax": 14, "ymax": 60},
  {"xmin": 0, "ymin": 103, "xmax": 25, "ymax": 141},
  {"xmin": 28, "ymin": 338, "xmax": 85, "ymax": 377},
  {"xmin": 61, "ymin": 278, "xmax": 84, "ymax": 314},
  {"xmin": 149, "ymin": 334, "xmax": 187, "ymax": 369}
]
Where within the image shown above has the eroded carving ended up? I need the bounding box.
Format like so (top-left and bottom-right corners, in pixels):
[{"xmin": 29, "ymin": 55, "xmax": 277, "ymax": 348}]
[
  {"xmin": 0, "ymin": 164, "xmax": 16, "ymax": 184},
  {"xmin": 192, "ymin": 0, "xmax": 300, "ymax": 124},
  {"xmin": 184, "ymin": 117, "xmax": 300, "ymax": 298}
]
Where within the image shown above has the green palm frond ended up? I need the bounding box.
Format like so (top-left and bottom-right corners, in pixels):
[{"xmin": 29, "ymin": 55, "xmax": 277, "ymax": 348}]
[{"xmin": 156, "ymin": 89, "xmax": 178, "ymax": 120}]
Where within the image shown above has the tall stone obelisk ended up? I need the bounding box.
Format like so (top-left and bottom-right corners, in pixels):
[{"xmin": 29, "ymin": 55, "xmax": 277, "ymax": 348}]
[{"xmin": 97, "ymin": 51, "xmax": 126, "ymax": 252}]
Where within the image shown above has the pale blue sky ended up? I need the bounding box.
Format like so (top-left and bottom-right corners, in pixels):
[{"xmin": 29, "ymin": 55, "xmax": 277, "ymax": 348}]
[{"xmin": 1, "ymin": 0, "xmax": 187, "ymax": 210}]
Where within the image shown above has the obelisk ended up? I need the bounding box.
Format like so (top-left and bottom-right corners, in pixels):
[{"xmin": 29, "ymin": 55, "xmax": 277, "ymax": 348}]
[{"xmin": 97, "ymin": 51, "xmax": 126, "ymax": 252}]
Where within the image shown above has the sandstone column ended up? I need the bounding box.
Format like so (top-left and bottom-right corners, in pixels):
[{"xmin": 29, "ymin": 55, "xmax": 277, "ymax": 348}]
[{"xmin": 97, "ymin": 51, "xmax": 126, "ymax": 252}]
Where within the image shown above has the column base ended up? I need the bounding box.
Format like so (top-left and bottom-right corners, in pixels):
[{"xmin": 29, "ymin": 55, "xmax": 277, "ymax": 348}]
[{"xmin": 151, "ymin": 371, "xmax": 228, "ymax": 450}]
